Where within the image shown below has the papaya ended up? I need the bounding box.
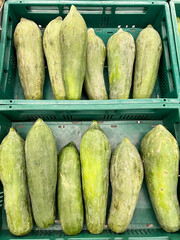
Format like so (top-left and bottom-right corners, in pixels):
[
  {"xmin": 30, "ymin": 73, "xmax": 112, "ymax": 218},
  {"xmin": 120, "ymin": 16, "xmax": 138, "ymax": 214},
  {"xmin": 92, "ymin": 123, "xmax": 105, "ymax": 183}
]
[
  {"xmin": 14, "ymin": 18, "xmax": 45, "ymax": 100},
  {"xmin": 133, "ymin": 25, "xmax": 162, "ymax": 98},
  {"xmin": 58, "ymin": 142, "xmax": 84, "ymax": 235},
  {"xmin": 25, "ymin": 118, "xmax": 57, "ymax": 229},
  {"xmin": 107, "ymin": 29, "xmax": 135, "ymax": 99},
  {"xmin": 141, "ymin": 125, "xmax": 180, "ymax": 232},
  {"xmin": 43, "ymin": 17, "xmax": 66, "ymax": 100},
  {"xmin": 108, "ymin": 138, "xmax": 144, "ymax": 233},
  {"xmin": 60, "ymin": 5, "xmax": 87, "ymax": 100},
  {"xmin": 0, "ymin": 128, "xmax": 33, "ymax": 236},
  {"xmin": 80, "ymin": 121, "xmax": 111, "ymax": 234},
  {"xmin": 85, "ymin": 28, "xmax": 108, "ymax": 100}
]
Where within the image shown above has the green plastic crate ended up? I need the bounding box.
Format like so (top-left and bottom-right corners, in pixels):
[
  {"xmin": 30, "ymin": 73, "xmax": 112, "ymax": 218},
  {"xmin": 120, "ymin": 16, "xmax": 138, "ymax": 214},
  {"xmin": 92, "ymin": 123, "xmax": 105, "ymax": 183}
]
[
  {"xmin": 0, "ymin": 105, "xmax": 180, "ymax": 239},
  {"xmin": 0, "ymin": 0, "xmax": 179, "ymax": 106},
  {"xmin": 170, "ymin": 0, "xmax": 180, "ymax": 71}
]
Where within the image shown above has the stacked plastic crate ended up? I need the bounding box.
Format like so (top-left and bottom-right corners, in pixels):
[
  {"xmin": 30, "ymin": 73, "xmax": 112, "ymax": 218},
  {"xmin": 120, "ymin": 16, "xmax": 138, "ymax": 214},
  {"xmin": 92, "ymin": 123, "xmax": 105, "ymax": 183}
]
[{"xmin": 0, "ymin": 0, "xmax": 179, "ymax": 239}]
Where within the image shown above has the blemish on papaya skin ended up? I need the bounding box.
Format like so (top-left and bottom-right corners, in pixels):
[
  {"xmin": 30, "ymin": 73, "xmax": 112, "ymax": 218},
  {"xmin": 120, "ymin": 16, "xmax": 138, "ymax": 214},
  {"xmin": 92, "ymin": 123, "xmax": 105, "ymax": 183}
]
[
  {"xmin": 160, "ymin": 188, "xmax": 163, "ymax": 191},
  {"xmin": 164, "ymin": 171, "xmax": 168, "ymax": 174}
]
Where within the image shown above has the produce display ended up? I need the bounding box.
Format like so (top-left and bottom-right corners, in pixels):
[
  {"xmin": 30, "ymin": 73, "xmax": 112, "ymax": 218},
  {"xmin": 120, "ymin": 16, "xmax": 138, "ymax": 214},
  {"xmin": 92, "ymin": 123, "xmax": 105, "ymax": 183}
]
[
  {"xmin": 14, "ymin": 18, "xmax": 45, "ymax": 100},
  {"xmin": 85, "ymin": 28, "xmax": 108, "ymax": 100},
  {"xmin": 25, "ymin": 119, "xmax": 57, "ymax": 229},
  {"xmin": 133, "ymin": 25, "xmax": 162, "ymax": 99},
  {"xmin": 0, "ymin": 128, "xmax": 33, "ymax": 236},
  {"xmin": 108, "ymin": 138, "xmax": 144, "ymax": 233},
  {"xmin": 43, "ymin": 16, "xmax": 66, "ymax": 100},
  {"xmin": 80, "ymin": 121, "xmax": 111, "ymax": 234},
  {"xmin": 107, "ymin": 29, "xmax": 135, "ymax": 99},
  {"xmin": 14, "ymin": 6, "xmax": 163, "ymax": 100},
  {"xmin": 58, "ymin": 142, "xmax": 84, "ymax": 235},
  {"xmin": 0, "ymin": 120, "xmax": 179, "ymax": 236},
  {"xmin": 141, "ymin": 125, "xmax": 180, "ymax": 232}
]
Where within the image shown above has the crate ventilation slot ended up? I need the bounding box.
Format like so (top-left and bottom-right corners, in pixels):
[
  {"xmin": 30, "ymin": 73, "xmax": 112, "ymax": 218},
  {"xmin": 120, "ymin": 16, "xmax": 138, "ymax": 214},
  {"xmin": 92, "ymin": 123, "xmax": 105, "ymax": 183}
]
[
  {"xmin": 127, "ymin": 229, "xmax": 155, "ymax": 235},
  {"xmin": 27, "ymin": 116, "xmax": 57, "ymax": 121},
  {"xmin": 104, "ymin": 115, "xmax": 113, "ymax": 120},
  {"xmin": 119, "ymin": 115, "xmax": 147, "ymax": 120},
  {"xmin": 63, "ymin": 115, "xmax": 72, "ymax": 120},
  {"xmin": 26, "ymin": 6, "xmax": 59, "ymax": 14},
  {"xmin": 0, "ymin": 191, "xmax": 3, "ymax": 208},
  {"xmin": 63, "ymin": 6, "xmax": 103, "ymax": 14},
  {"xmin": 115, "ymin": 7, "xmax": 147, "ymax": 14},
  {"xmin": 29, "ymin": 230, "xmax": 53, "ymax": 236},
  {"xmin": 158, "ymin": 66, "xmax": 168, "ymax": 96}
]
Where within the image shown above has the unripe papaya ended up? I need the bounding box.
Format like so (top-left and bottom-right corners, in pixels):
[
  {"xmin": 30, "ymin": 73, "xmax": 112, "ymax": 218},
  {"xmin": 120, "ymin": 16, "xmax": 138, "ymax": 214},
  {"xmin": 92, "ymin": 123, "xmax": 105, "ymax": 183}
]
[
  {"xmin": 133, "ymin": 25, "xmax": 162, "ymax": 98},
  {"xmin": 58, "ymin": 142, "xmax": 84, "ymax": 235},
  {"xmin": 14, "ymin": 18, "xmax": 45, "ymax": 100},
  {"xmin": 107, "ymin": 29, "xmax": 135, "ymax": 99},
  {"xmin": 85, "ymin": 28, "xmax": 108, "ymax": 100},
  {"xmin": 108, "ymin": 138, "xmax": 144, "ymax": 233},
  {"xmin": 80, "ymin": 121, "xmax": 111, "ymax": 234},
  {"xmin": 43, "ymin": 17, "xmax": 66, "ymax": 100},
  {"xmin": 0, "ymin": 128, "xmax": 33, "ymax": 236},
  {"xmin": 25, "ymin": 119, "xmax": 57, "ymax": 229},
  {"xmin": 60, "ymin": 5, "xmax": 87, "ymax": 100},
  {"xmin": 141, "ymin": 125, "xmax": 180, "ymax": 232}
]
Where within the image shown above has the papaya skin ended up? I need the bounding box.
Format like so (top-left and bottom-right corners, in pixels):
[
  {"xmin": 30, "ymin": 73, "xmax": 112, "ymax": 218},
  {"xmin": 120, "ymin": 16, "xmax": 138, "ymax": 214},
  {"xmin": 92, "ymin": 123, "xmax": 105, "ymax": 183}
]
[
  {"xmin": 80, "ymin": 121, "xmax": 111, "ymax": 234},
  {"xmin": 141, "ymin": 125, "xmax": 180, "ymax": 232},
  {"xmin": 108, "ymin": 138, "xmax": 144, "ymax": 233},
  {"xmin": 133, "ymin": 25, "xmax": 162, "ymax": 99},
  {"xmin": 43, "ymin": 17, "xmax": 66, "ymax": 100},
  {"xmin": 60, "ymin": 5, "xmax": 87, "ymax": 100},
  {"xmin": 107, "ymin": 29, "xmax": 135, "ymax": 99},
  {"xmin": 58, "ymin": 142, "xmax": 84, "ymax": 235},
  {"xmin": 85, "ymin": 28, "xmax": 108, "ymax": 100},
  {"xmin": 14, "ymin": 18, "xmax": 45, "ymax": 100},
  {"xmin": 0, "ymin": 128, "xmax": 33, "ymax": 236},
  {"xmin": 25, "ymin": 118, "xmax": 57, "ymax": 229}
]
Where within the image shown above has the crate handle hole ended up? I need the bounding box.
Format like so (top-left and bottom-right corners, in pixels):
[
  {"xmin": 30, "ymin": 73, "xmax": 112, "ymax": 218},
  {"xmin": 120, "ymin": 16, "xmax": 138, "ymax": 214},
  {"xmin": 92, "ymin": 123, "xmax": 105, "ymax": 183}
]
[{"xmin": 26, "ymin": 6, "xmax": 59, "ymax": 14}]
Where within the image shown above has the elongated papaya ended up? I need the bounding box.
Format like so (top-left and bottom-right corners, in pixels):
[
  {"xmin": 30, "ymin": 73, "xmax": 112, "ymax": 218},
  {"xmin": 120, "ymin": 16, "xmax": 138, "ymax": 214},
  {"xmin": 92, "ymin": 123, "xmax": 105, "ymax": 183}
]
[
  {"xmin": 60, "ymin": 5, "xmax": 87, "ymax": 100},
  {"xmin": 133, "ymin": 25, "xmax": 162, "ymax": 98},
  {"xmin": 14, "ymin": 18, "xmax": 45, "ymax": 99},
  {"xmin": 43, "ymin": 17, "xmax": 66, "ymax": 100},
  {"xmin": 141, "ymin": 125, "xmax": 180, "ymax": 232},
  {"xmin": 107, "ymin": 29, "xmax": 135, "ymax": 99},
  {"xmin": 25, "ymin": 118, "xmax": 57, "ymax": 229},
  {"xmin": 85, "ymin": 28, "xmax": 108, "ymax": 100},
  {"xmin": 58, "ymin": 142, "xmax": 84, "ymax": 235},
  {"xmin": 108, "ymin": 138, "xmax": 144, "ymax": 233},
  {"xmin": 0, "ymin": 128, "xmax": 33, "ymax": 236},
  {"xmin": 80, "ymin": 121, "xmax": 111, "ymax": 234}
]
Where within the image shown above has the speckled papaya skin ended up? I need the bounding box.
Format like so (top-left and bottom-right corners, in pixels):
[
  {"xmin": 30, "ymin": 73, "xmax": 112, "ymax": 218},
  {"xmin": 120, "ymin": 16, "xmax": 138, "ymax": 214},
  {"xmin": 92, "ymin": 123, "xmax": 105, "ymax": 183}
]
[
  {"xmin": 58, "ymin": 142, "xmax": 84, "ymax": 235},
  {"xmin": 133, "ymin": 25, "xmax": 162, "ymax": 99},
  {"xmin": 60, "ymin": 5, "xmax": 87, "ymax": 100},
  {"xmin": 43, "ymin": 17, "xmax": 66, "ymax": 100},
  {"xmin": 80, "ymin": 121, "xmax": 111, "ymax": 234},
  {"xmin": 108, "ymin": 138, "xmax": 144, "ymax": 233},
  {"xmin": 25, "ymin": 119, "xmax": 57, "ymax": 229},
  {"xmin": 85, "ymin": 28, "xmax": 108, "ymax": 100},
  {"xmin": 141, "ymin": 125, "xmax": 180, "ymax": 232},
  {"xmin": 0, "ymin": 128, "xmax": 33, "ymax": 236},
  {"xmin": 107, "ymin": 29, "xmax": 135, "ymax": 99},
  {"xmin": 14, "ymin": 18, "xmax": 45, "ymax": 99}
]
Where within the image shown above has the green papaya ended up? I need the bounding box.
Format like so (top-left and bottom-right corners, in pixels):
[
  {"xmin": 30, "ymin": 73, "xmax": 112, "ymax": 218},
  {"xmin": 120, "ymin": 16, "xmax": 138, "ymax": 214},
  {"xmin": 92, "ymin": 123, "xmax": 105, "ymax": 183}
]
[
  {"xmin": 80, "ymin": 121, "xmax": 111, "ymax": 234},
  {"xmin": 133, "ymin": 25, "xmax": 162, "ymax": 99},
  {"xmin": 0, "ymin": 128, "xmax": 33, "ymax": 236},
  {"xmin": 60, "ymin": 5, "xmax": 87, "ymax": 100},
  {"xmin": 58, "ymin": 142, "xmax": 84, "ymax": 235},
  {"xmin": 107, "ymin": 29, "xmax": 135, "ymax": 99},
  {"xmin": 25, "ymin": 118, "xmax": 57, "ymax": 229},
  {"xmin": 108, "ymin": 138, "xmax": 144, "ymax": 233},
  {"xmin": 43, "ymin": 17, "xmax": 66, "ymax": 100},
  {"xmin": 85, "ymin": 28, "xmax": 108, "ymax": 100},
  {"xmin": 14, "ymin": 18, "xmax": 45, "ymax": 99},
  {"xmin": 141, "ymin": 125, "xmax": 180, "ymax": 232}
]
